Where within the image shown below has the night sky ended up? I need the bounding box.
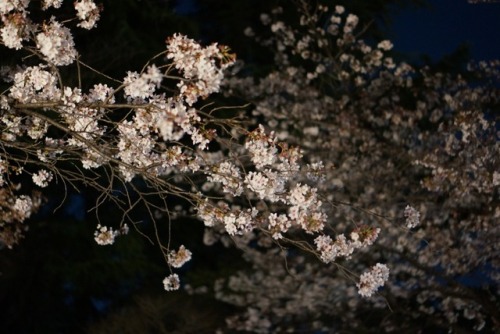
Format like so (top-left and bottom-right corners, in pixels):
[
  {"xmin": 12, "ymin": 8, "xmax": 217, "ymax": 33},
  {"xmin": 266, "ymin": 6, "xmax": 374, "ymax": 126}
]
[{"xmin": 389, "ymin": 0, "xmax": 500, "ymax": 62}]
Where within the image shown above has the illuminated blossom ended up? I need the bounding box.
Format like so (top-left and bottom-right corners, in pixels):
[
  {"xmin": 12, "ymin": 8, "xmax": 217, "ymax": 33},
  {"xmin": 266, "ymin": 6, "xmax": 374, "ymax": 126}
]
[
  {"xmin": 163, "ymin": 274, "xmax": 180, "ymax": 291},
  {"xmin": 1, "ymin": 21, "xmax": 23, "ymax": 49},
  {"xmin": 167, "ymin": 245, "xmax": 192, "ymax": 268},
  {"xmin": 32, "ymin": 169, "xmax": 53, "ymax": 188},
  {"xmin": 94, "ymin": 224, "xmax": 117, "ymax": 246},
  {"xmin": 74, "ymin": 0, "xmax": 101, "ymax": 30},
  {"xmin": 357, "ymin": 263, "xmax": 390, "ymax": 297},
  {"xmin": 35, "ymin": 19, "xmax": 77, "ymax": 65}
]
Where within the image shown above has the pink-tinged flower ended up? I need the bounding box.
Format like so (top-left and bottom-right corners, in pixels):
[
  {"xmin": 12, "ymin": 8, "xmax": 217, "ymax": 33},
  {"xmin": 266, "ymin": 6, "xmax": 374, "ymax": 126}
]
[
  {"xmin": 35, "ymin": 18, "xmax": 77, "ymax": 66},
  {"xmin": 163, "ymin": 274, "xmax": 180, "ymax": 291},
  {"xmin": 357, "ymin": 263, "xmax": 390, "ymax": 297},
  {"xmin": 32, "ymin": 169, "xmax": 53, "ymax": 188},
  {"xmin": 167, "ymin": 245, "xmax": 192, "ymax": 268}
]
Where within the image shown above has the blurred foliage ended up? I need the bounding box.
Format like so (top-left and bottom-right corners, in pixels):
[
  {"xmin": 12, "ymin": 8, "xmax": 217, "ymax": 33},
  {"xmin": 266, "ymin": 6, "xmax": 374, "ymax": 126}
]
[{"xmin": 87, "ymin": 293, "xmax": 232, "ymax": 334}]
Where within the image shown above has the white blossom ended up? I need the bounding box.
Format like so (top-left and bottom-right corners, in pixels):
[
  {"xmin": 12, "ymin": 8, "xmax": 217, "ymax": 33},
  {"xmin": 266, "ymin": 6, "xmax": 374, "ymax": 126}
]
[
  {"xmin": 167, "ymin": 245, "xmax": 192, "ymax": 268},
  {"xmin": 267, "ymin": 213, "xmax": 291, "ymax": 239},
  {"xmin": 35, "ymin": 18, "xmax": 78, "ymax": 66},
  {"xmin": 13, "ymin": 195, "xmax": 33, "ymax": 220},
  {"xmin": 32, "ymin": 169, "xmax": 53, "ymax": 188},
  {"xmin": 0, "ymin": 0, "xmax": 29, "ymax": 15},
  {"xmin": 314, "ymin": 233, "xmax": 363, "ymax": 263},
  {"xmin": 163, "ymin": 273, "xmax": 180, "ymax": 291},
  {"xmin": 87, "ymin": 83, "xmax": 115, "ymax": 103},
  {"xmin": 245, "ymin": 125, "xmax": 278, "ymax": 169},
  {"xmin": 9, "ymin": 65, "xmax": 60, "ymax": 103},
  {"xmin": 74, "ymin": 0, "xmax": 101, "ymax": 29},
  {"xmin": 1, "ymin": 21, "xmax": 23, "ymax": 49},
  {"xmin": 123, "ymin": 70, "xmax": 157, "ymax": 100},
  {"xmin": 207, "ymin": 161, "xmax": 244, "ymax": 196},
  {"xmin": 357, "ymin": 263, "xmax": 390, "ymax": 297},
  {"xmin": 42, "ymin": 0, "xmax": 63, "ymax": 10},
  {"xmin": 94, "ymin": 224, "xmax": 117, "ymax": 246},
  {"xmin": 404, "ymin": 205, "xmax": 420, "ymax": 229},
  {"xmin": 166, "ymin": 33, "xmax": 234, "ymax": 105},
  {"xmin": 377, "ymin": 40, "xmax": 393, "ymax": 51}
]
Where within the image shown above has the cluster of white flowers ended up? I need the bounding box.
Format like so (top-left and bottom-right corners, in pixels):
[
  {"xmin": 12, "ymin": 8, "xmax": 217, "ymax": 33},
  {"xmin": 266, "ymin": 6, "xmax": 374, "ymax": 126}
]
[
  {"xmin": 0, "ymin": 183, "xmax": 42, "ymax": 248},
  {"xmin": 404, "ymin": 205, "xmax": 420, "ymax": 229},
  {"xmin": 9, "ymin": 65, "xmax": 60, "ymax": 104},
  {"xmin": 1, "ymin": 20, "xmax": 23, "ymax": 49},
  {"xmin": 343, "ymin": 13, "xmax": 359, "ymax": 34},
  {"xmin": 0, "ymin": 0, "xmax": 29, "ymax": 14},
  {"xmin": 350, "ymin": 225, "xmax": 381, "ymax": 247},
  {"xmin": 62, "ymin": 88, "xmax": 104, "ymax": 139},
  {"xmin": 198, "ymin": 123, "xmax": 328, "ymax": 242},
  {"xmin": 36, "ymin": 18, "xmax": 78, "ymax": 66},
  {"xmin": 167, "ymin": 245, "xmax": 192, "ymax": 268},
  {"xmin": 0, "ymin": 1, "xmax": 29, "ymax": 49},
  {"xmin": 32, "ymin": 169, "xmax": 53, "ymax": 188},
  {"xmin": 222, "ymin": 208, "xmax": 258, "ymax": 236},
  {"xmin": 1, "ymin": 0, "xmax": 98, "ymax": 54},
  {"xmin": 94, "ymin": 224, "xmax": 117, "ymax": 245},
  {"xmin": 115, "ymin": 102, "xmax": 197, "ymax": 181},
  {"xmin": 267, "ymin": 213, "xmax": 291, "ymax": 239},
  {"xmin": 123, "ymin": 65, "xmax": 163, "ymax": 100},
  {"xmin": 244, "ymin": 170, "xmax": 284, "ymax": 203},
  {"xmin": 314, "ymin": 234, "xmax": 355, "ymax": 263},
  {"xmin": 377, "ymin": 40, "xmax": 394, "ymax": 51},
  {"xmin": 356, "ymin": 263, "xmax": 390, "ymax": 297},
  {"xmin": 74, "ymin": 0, "xmax": 101, "ymax": 30},
  {"xmin": 166, "ymin": 33, "xmax": 235, "ymax": 105},
  {"xmin": 87, "ymin": 83, "xmax": 115, "ymax": 103},
  {"xmin": 244, "ymin": 125, "xmax": 278, "ymax": 169},
  {"xmin": 207, "ymin": 161, "xmax": 244, "ymax": 196},
  {"xmin": 13, "ymin": 195, "xmax": 33, "ymax": 221},
  {"xmin": 112, "ymin": 43, "xmax": 226, "ymax": 180},
  {"xmin": 196, "ymin": 200, "xmax": 259, "ymax": 236},
  {"xmin": 93, "ymin": 223, "xmax": 129, "ymax": 246},
  {"xmin": 42, "ymin": 0, "xmax": 63, "ymax": 10},
  {"xmin": 288, "ymin": 187, "xmax": 326, "ymax": 234},
  {"xmin": 163, "ymin": 273, "xmax": 180, "ymax": 291}
]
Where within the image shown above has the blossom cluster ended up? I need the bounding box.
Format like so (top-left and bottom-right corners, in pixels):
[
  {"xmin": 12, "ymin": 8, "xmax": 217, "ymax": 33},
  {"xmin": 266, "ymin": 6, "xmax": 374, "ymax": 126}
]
[
  {"xmin": 314, "ymin": 225, "xmax": 380, "ymax": 264},
  {"xmin": 0, "ymin": 182, "xmax": 41, "ymax": 249},
  {"xmin": 199, "ymin": 124, "xmax": 330, "ymax": 241},
  {"xmin": 1, "ymin": 0, "xmax": 101, "ymax": 63},
  {"xmin": 94, "ymin": 224, "xmax": 129, "ymax": 246},
  {"xmin": 356, "ymin": 263, "xmax": 390, "ymax": 297},
  {"xmin": 166, "ymin": 34, "xmax": 235, "ymax": 105},
  {"xmin": 167, "ymin": 245, "xmax": 192, "ymax": 268},
  {"xmin": 403, "ymin": 205, "xmax": 420, "ymax": 229},
  {"xmin": 32, "ymin": 169, "xmax": 53, "ymax": 188},
  {"xmin": 215, "ymin": 3, "xmax": 499, "ymax": 332},
  {"xmin": 163, "ymin": 273, "xmax": 180, "ymax": 291}
]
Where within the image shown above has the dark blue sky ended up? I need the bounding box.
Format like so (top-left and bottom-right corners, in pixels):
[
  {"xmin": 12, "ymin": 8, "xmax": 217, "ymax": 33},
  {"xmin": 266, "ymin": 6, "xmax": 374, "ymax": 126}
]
[
  {"xmin": 389, "ymin": 0, "xmax": 500, "ymax": 62},
  {"xmin": 173, "ymin": 0, "xmax": 500, "ymax": 63}
]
